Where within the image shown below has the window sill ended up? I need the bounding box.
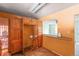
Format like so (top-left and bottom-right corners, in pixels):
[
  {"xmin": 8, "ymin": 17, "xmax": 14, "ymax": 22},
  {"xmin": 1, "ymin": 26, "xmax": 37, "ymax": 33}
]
[
  {"xmin": 43, "ymin": 34, "xmax": 58, "ymax": 38},
  {"xmin": 43, "ymin": 34, "xmax": 72, "ymax": 41}
]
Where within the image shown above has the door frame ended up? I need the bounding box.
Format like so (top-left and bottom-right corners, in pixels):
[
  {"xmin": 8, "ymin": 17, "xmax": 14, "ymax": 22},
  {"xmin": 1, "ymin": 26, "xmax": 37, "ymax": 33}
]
[
  {"xmin": 22, "ymin": 24, "xmax": 35, "ymax": 54},
  {"xmin": 74, "ymin": 14, "xmax": 79, "ymax": 56}
]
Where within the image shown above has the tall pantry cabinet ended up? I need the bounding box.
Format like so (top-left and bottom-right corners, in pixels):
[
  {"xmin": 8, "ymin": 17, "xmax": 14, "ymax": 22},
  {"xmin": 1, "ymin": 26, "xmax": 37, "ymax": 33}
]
[{"xmin": 0, "ymin": 12, "xmax": 22, "ymax": 54}]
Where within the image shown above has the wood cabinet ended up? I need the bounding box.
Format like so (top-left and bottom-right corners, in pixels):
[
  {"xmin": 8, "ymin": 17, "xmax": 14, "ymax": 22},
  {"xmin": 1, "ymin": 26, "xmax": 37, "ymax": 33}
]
[
  {"xmin": 9, "ymin": 17, "xmax": 22, "ymax": 54},
  {"xmin": 0, "ymin": 12, "xmax": 43, "ymax": 55},
  {"xmin": 0, "ymin": 12, "xmax": 23, "ymax": 54}
]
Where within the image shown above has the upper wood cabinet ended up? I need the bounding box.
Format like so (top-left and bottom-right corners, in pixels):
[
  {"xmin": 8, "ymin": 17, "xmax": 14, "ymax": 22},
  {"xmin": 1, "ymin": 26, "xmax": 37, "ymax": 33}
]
[
  {"xmin": 23, "ymin": 17, "xmax": 39, "ymax": 25},
  {"xmin": 23, "ymin": 17, "xmax": 32, "ymax": 25}
]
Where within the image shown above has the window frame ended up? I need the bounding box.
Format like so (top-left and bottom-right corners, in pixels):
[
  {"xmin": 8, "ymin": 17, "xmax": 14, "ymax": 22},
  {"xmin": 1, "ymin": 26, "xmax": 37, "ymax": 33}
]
[{"xmin": 43, "ymin": 19, "xmax": 58, "ymax": 37}]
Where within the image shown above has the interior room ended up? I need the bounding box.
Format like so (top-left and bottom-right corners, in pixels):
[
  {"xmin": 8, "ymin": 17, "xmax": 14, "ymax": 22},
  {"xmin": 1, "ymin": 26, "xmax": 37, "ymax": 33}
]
[{"xmin": 0, "ymin": 3, "xmax": 79, "ymax": 56}]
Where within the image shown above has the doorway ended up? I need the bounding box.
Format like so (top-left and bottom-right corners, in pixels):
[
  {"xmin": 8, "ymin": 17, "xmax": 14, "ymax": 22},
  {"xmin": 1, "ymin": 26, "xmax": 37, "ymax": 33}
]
[{"xmin": 23, "ymin": 25, "xmax": 35, "ymax": 54}]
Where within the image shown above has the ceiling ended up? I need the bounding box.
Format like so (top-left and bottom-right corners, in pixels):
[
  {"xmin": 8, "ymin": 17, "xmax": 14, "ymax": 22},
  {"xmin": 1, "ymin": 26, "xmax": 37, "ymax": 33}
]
[{"xmin": 0, "ymin": 3, "xmax": 78, "ymax": 19}]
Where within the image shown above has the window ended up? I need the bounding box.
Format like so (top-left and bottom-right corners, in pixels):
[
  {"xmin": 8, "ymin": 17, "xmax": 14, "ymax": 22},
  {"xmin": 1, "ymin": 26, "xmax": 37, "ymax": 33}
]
[
  {"xmin": 43, "ymin": 20, "xmax": 58, "ymax": 37},
  {"xmin": 0, "ymin": 25, "xmax": 8, "ymax": 49}
]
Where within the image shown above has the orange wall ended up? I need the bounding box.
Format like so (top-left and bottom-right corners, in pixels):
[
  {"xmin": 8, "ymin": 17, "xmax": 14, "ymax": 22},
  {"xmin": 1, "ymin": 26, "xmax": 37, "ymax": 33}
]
[{"xmin": 39, "ymin": 4, "xmax": 79, "ymax": 56}]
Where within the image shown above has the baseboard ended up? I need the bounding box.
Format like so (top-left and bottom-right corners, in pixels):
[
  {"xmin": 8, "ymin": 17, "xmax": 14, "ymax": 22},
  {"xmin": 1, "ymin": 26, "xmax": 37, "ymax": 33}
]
[
  {"xmin": 43, "ymin": 47, "xmax": 62, "ymax": 56},
  {"xmin": 11, "ymin": 50, "xmax": 23, "ymax": 56}
]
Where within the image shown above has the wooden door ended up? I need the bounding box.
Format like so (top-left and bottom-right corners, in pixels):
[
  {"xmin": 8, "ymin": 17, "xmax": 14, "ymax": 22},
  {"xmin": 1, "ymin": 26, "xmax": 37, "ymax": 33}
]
[
  {"xmin": 23, "ymin": 25, "xmax": 34, "ymax": 50},
  {"xmin": 9, "ymin": 18, "xmax": 22, "ymax": 54}
]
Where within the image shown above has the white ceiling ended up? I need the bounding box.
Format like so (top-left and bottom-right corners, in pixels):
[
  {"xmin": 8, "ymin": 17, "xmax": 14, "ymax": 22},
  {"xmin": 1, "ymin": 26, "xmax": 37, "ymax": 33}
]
[{"xmin": 0, "ymin": 3, "xmax": 77, "ymax": 18}]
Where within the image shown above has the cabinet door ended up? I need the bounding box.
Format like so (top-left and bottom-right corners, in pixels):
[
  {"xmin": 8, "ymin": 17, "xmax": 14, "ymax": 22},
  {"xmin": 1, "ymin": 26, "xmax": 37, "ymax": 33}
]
[{"xmin": 9, "ymin": 18, "xmax": 22, "ymax": 54}]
